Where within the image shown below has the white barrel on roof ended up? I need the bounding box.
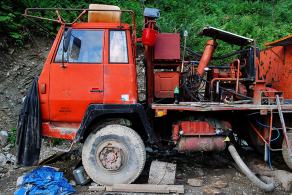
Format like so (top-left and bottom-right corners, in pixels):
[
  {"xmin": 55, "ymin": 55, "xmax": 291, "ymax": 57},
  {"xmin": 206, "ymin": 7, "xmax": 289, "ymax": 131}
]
[{"xmin": 88, "ymin": 4, "xmax": 121, "ymax": 23}]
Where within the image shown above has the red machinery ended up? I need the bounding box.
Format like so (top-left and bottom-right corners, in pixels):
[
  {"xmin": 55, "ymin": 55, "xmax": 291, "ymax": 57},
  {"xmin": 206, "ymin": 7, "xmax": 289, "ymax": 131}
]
[{"xmin": 19, "ymin": 5, "xmax": 292, "ymax": 189}]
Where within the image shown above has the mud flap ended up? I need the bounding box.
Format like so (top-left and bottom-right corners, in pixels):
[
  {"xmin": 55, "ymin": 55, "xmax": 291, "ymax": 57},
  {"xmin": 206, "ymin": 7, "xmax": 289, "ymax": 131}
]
[{"xmin": 16, "ymin": 77, "xmax": 41, "ymax": 166}]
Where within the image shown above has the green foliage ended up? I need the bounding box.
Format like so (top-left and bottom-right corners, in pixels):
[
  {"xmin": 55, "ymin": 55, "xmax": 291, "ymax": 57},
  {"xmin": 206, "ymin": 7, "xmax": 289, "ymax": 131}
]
[
  {"xmin": 0, "ymin": 0, "xmax": 291, "ymax": 53},
  {"xmin": 8, "ymin": 127, "xmax": 17, "ymax": 146}
]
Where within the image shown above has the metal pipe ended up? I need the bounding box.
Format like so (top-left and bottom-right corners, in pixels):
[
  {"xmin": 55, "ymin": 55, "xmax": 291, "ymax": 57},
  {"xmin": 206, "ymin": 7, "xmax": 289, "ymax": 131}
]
[
  {"xmin": 210, "ymin": 78, "xmax": 237, "ymax": 99},
  {"xmin": 181, "ymin": 30, "xmax": 188, "ymax": 72},
  {"xmin": 268, "ymin": 110, "xmax": 273, "ymax": 145},
  {"xmin": 234, "ymin": 59, "xmax": 240, "ymax": 94},
  {"xmin": 228, "ymin": 145, "xmax": 275, "ymax": 192},
  {"xmin": 145, "ymin": 46, "xmax": 154, "ymax": 104},
  {"xmin": 197, "ymin": 39, "xmax": 217, "ymax": 76}
]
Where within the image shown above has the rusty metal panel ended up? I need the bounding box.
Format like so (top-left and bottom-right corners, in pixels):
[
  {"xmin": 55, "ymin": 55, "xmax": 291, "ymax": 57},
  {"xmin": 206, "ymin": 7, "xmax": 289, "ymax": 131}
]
[
  {"xmin": 260, "ymin": 45, "xmax": 292, "ymax": 99},
  {"xmin": 154, "ymin": 72, "xmax": 180, "ymax": 98},
  {"xmin": 154, "ymin": 33, "xmax": 180, "ymax": 60},
  {"xmin": 180, "ymin": 121, "xmax": 215, "ymax": 135}
]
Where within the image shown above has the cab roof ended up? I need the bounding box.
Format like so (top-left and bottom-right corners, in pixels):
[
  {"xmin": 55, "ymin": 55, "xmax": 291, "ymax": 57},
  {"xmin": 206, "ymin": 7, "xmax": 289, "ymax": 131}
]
[{"xmin": 71, "ymin": 22, "xmax": 131, "ymax": 29}]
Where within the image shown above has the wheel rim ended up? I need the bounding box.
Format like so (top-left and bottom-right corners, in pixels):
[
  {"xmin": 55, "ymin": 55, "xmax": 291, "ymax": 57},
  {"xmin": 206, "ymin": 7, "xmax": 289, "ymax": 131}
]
[{"xmin": 96, "ymin": 140, "xmax": 128, "ymax": 172}]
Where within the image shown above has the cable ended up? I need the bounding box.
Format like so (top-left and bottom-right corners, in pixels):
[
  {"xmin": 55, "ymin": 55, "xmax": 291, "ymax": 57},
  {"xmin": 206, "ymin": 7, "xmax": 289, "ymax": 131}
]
[
  {"xmin": 255, "ymin": 120, "xmax": 280, "ymax": 142},
  {"xmin": 250, "ymin": 118, "xmax": 281, "ymax": 168},
  {"xmin": 183, "ymin": 45, "xmax": 250, "ymax": 60},
  {"xmin": 25, "ymin": 17, "xmax": 56, "ymax": 40}
]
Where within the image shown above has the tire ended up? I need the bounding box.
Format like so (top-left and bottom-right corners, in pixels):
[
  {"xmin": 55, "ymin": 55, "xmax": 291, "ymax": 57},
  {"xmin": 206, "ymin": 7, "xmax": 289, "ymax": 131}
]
[
  {"xmin": 282, "ymin": 133, "xmax": 292, "ymax": 170},
  {"xmin": 82, "ymin": 124, "xmax": 146, "ymax": 185}
]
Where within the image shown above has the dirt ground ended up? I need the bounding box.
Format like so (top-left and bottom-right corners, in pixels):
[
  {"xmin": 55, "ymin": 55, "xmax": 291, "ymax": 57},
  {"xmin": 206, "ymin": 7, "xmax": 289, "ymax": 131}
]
[
  {"xmin": 0, "ymin": 36, "xmax": 291, "ymax": 194},
  {"xmin": 0, "ymin": 140, "xmax": 291, "ymax": 194}
]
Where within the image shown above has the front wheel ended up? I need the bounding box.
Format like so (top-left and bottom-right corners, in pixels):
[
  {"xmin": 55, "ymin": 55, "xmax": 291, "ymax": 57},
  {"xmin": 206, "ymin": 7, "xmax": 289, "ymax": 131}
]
[{"xmin": 82, "ymin": 124, "xmax": 146, "ymax": 185}]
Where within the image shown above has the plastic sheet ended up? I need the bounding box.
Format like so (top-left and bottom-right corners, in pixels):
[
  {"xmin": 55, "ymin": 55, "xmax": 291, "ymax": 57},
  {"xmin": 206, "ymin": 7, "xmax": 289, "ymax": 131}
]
[
  {"xmin": 14, "ymin": 166, "xmax": 75, "ymax": 195},
  {"xmin": 16, "ymin": 77, "xmax": 41, "ymax": 166}
]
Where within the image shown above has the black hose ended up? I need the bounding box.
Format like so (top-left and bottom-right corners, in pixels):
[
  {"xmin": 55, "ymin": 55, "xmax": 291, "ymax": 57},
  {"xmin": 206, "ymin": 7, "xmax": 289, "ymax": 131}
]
[
  {"xmin": 183, "ymin": 46, "xmax": 249, "ymax": 60},
  {"xmin": 228, "ymin": 145, "xmax": 275, "ymax": 192}
]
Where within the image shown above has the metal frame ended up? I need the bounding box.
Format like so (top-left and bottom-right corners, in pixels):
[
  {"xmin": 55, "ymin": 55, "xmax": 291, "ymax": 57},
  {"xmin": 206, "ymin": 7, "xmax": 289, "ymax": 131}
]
[{"xmin": 23, "ymin": 8, "xmax": 137, "ymax": 52}]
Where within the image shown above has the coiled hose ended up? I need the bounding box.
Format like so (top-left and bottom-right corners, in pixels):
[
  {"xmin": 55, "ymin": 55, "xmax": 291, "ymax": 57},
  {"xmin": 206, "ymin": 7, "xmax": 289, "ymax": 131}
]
[{"xmin": 228, "ymin": 145, "xmax": 275, "ymax": 192}]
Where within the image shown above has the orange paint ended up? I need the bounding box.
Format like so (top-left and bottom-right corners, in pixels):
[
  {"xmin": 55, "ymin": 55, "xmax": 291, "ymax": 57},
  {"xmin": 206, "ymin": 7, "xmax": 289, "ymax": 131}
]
[
  {"xmin": 259, "ymin": 45, "xmax": 292, "ymax": 99},
  {"xmin": 38, "ymin": 22, "xmax": 137, "ymax": 138},
  {"xmin": 197, "ymin": 39, "xmax": 218, "ymax": 76}
]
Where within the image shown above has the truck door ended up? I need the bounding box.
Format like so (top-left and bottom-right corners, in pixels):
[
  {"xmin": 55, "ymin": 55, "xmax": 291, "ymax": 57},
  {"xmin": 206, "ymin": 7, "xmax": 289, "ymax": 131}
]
[{"xmin": 49, "ymin": 29, "xmax": 104, "ymax": 122}]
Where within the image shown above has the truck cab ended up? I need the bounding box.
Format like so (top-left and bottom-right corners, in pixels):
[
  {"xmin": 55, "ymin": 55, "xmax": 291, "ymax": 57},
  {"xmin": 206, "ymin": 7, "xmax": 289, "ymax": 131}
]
[
  {"xmin": 39, "ymin": 22, "xmax": 138, "ymax": 139},
  {"xmin": 18, "ymin": 6, "xmax": 155, "ymax": 185}
]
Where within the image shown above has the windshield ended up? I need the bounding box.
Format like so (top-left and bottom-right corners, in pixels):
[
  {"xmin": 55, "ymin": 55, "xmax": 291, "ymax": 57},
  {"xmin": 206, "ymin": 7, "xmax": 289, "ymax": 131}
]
[{"xmin": 55, "ymin": 29, "xmax": 103, "ymax": 63}]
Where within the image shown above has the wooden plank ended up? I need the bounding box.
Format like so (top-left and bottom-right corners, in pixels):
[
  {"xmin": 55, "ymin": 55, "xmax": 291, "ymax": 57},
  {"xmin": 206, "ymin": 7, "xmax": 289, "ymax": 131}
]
[
  {"xmin": 88, "ymin": 185, "xmax": 105, "ymax": 192},
  {"xmin": 107, "ymin": 184, "xmax": 184, "ymax": 194},
  {"xmin": 89, "ymin": 184, "xmax": 184, "ymax": 194}
]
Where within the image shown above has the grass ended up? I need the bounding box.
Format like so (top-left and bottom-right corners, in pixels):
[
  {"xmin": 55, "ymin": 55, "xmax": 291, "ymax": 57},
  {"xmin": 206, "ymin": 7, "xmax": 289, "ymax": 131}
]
[{"xmin": 8, "ymin": 127, "xmax": 17, "ymax": 146}]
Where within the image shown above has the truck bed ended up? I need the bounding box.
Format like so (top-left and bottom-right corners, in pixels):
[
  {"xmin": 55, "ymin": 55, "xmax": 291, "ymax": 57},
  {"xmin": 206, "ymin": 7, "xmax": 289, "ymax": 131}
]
[{"xmin": 152, "ymin": 102, "xmax": 292, "ymax": 112}]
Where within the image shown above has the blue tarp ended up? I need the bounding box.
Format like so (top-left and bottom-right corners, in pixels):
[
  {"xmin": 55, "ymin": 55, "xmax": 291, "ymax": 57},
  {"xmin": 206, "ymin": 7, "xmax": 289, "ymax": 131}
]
[{"xmin": 15, "ymin": 166, "xmax": 75, "ymax": 195}]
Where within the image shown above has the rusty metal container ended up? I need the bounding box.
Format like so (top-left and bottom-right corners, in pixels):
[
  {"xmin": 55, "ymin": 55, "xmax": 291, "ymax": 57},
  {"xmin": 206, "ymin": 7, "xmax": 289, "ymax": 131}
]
[
  {"xmin": 154, "ymin": 72, "xmax": 180, "ymax": 98},
  {"xmin": 178, "ymin": 137, "xmax": 226, "ymax": 152},
  {"xmin": 154, "ymin": 33, "xmax": 180, "ymax": 60},
  {"xmin": 73, "ymin": 166, "xmax": 90, "ymax": 185},
  {"xmin": 88, "ymin": 4, "xmax": 121, "ymax": 23}
]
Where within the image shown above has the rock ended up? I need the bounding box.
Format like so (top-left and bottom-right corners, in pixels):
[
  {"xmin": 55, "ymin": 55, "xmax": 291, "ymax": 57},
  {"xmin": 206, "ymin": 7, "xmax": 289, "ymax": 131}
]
[
  {"xmin": 202, "ymin": 186, "xmax": 224, "ymax": 195},
  {"xmin": 0, "ymin": 131, "xmax": 8, "ymax": 146},
  {"xmin": 16, "ymin": 175, "xmax": 24, "ymax": 187},
  {"xmin": 3, "ymin": 144, "xmax": 11, "ymax": 151},
  {"xmin": 195, "ymin": 168, "xmax": 205, "ymax": 176},
  {"xmin": 8, "ymin": 48, "xmax": 14, "ymax": 55},
  {"xmin": 70, "ymin": 180, "xmax": 76, "ymax": 186},
  {"xmin": 148, "ymin": 161, "xmax": 176, "ymax": 185},
  {"xmin": 6, "ymin": 153, "xmax": 16, "ymax": 164},
  {"xmin": 212, "ymin": 180, "xmax": 228, "ymax": 189},
  {"xmin": 0, "ymin": 130, "xmax": 8, "ymax": 146},
  {"xmin": 273, "ymin": 170, "xmax": 292, "ymax": 192},
  {"xmin": 0, "ymin": 153, "xmax": 6, "ymax": 166},
  {"xmin": 187, "ymin": 178, "xmax": 203, "ymax": 187}
]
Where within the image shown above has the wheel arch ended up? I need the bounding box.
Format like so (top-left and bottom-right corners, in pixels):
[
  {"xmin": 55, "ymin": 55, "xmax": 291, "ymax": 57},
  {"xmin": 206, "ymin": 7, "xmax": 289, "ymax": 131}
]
[{"xmin": 75, "ymin": 104, "xmax": 158, "ymax": 144}]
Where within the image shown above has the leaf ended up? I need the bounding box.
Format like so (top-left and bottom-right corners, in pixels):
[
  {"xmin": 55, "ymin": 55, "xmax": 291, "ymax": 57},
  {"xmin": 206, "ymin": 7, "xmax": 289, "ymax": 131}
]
[
  {"xmin": 10, "ymin": 32, "xmax": 22, "ymax": 39},
  {"xmin": 0, "ymin": 15, "xmax": 12, "ymax": 22}
]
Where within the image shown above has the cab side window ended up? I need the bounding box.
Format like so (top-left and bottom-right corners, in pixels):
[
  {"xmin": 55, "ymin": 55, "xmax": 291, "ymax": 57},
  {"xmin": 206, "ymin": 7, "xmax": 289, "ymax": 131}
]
[
  {"xmin": 55, "ymin": 30, "xmax": 103, "ymax": 63},
  {"xmin": 109, "ymin": 30, "xmax": 128, "ymax": 63}
]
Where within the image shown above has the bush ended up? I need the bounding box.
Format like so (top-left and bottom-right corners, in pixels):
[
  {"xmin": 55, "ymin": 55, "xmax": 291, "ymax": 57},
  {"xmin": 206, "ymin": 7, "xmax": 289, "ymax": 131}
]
[{"xmin": 0, "ymin": 0, "xmax": 291, "ymax": 53}]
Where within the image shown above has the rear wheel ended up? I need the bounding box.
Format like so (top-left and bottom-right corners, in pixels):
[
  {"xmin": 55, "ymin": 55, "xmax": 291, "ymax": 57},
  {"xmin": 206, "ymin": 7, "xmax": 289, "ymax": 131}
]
[
  {"xmin": 282, "ymin": 133, "xmax": 292, "ymax": 170},
  {"xmin": 82, "ymin": 124, "xmax": 146, "ymax": 185}
]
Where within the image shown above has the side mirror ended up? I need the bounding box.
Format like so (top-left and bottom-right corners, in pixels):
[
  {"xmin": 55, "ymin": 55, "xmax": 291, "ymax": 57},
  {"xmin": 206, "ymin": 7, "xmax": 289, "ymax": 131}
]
[
  {"xmin": 63, "ymin": 28, "xmax": 72, "ymax": 52},
  {"xmin": 70, "ymin": 37, "xmax": 82, "ymax": 60}
]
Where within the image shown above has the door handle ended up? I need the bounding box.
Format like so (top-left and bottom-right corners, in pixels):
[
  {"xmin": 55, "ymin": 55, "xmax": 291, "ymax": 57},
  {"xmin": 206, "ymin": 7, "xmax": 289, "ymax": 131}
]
[{"xmin": 90, "ymin": 88, "xmax": 103, "ymax": 93}]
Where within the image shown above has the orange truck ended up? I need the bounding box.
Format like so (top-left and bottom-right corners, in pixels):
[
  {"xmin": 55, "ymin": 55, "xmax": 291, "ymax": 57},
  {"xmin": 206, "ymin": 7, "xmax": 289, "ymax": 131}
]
[{"xmin": 17, "ymin": 4, "xmax": 292, "ymax": 188}]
